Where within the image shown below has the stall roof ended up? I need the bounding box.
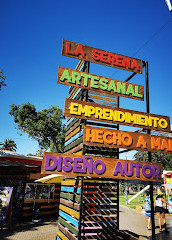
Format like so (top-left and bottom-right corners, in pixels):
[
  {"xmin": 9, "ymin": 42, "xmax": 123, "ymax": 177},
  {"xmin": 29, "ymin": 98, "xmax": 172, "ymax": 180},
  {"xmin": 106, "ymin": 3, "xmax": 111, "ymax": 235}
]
[
  {"xmin": 163, "ymin": 170, "xmax": 172, "ymax": 177},
  {"xmin": 0, "ymin": 150, "xmax": 43, "ymax": 166},
  {"xmin": 35, "ymin": 174, "xmax": 63, "ymax": 183}
]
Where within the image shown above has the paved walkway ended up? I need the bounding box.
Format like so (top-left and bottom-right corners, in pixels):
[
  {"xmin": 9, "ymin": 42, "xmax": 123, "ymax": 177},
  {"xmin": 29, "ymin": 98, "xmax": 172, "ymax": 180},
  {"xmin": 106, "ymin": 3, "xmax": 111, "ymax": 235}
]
[
  {"xmin": 120, "ymin": 205, "xmax": 172, "ymax": 240},
  {"xmin": 0, "ymin": 208, "xmax": 172, "ymax": 240},
  {"xmin": 0, "ymin": 219, "xmax": 58, "ymax": 240}
]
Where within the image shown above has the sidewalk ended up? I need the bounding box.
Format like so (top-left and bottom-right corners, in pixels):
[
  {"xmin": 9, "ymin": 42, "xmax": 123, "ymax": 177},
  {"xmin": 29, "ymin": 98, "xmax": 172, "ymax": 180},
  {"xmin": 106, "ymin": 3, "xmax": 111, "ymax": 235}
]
[
  {"xmin": 0, "ymin": 218, "xmax": 58, "ymax": 240},
  {"xmin": 120, "ymin": 205, "xmax": 172, "ymax": 240},
  {"xmin": 0, "ymin": 208, "xmax": 172, "ymax": 240}
]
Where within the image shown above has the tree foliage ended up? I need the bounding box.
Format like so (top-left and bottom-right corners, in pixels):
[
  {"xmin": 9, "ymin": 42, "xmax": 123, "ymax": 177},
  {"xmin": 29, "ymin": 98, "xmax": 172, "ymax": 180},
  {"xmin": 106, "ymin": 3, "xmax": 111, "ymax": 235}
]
[
  {"xmin": 9, "ymin": 103, "xmax": 65, "ymax": 152},
  {"xmin": 0, "ymin": 139, "xmax": 17, "ymax": 152},
  {"xmin": 134, "ymin": 151, "xmax": 172, "ymax": 170},
  {"xmin": 0, "ymin": 69, "xmax": 6, "ymax": 91},
  {"xmin": 27, "ymin": 149, "xmax": 44, "ymax": 157}
]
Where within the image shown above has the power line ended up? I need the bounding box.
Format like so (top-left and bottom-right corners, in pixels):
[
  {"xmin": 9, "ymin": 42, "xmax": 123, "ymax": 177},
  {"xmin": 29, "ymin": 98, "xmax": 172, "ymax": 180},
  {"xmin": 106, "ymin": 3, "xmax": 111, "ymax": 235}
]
[
  {"xmin": 110, "ymin": 15, "xmax": 172, "ymax": 78},
  {"xmin": 132, "ymin": 16, "xmax": 172, "ymax": 57}
]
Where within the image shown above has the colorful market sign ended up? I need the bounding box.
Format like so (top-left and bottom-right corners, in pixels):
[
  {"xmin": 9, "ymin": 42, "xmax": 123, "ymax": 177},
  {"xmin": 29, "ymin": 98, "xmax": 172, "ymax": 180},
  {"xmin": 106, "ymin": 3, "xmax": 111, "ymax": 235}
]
[
  {"xmin": 83, "ymin": 126, "xmax": 172, "ymax": 154},
  {"xmin": 62, "ymin": 40, "xmax": 143, "ymax": 74},
  {"xmin": 64, "ymin": 98, "xmax": 171, "ymax": 133},
  {"xmin": 41, "ymin": 152, "xmax": 161, "ymax": 182},
  {"xmin": 57, "ymin": 66, "xmax": 144, "ymax": 101}
]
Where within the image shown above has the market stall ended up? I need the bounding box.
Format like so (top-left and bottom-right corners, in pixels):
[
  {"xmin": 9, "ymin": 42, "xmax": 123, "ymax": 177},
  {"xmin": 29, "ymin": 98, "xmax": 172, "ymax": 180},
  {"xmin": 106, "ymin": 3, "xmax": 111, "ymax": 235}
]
[{"xmin": 22, "ymin": 182, "xmax": 60, "ymax": 218}]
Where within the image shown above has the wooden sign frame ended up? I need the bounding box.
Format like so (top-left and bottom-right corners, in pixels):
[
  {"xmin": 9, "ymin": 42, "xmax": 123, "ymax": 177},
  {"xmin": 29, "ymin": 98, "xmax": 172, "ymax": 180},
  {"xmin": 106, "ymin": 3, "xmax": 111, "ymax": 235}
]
[
  {"xmin": 62, "ymin": 40, "xmax": 143, "ymax": 74},
  {"xmin": 64, "ymin": 98, "xmax": 171, "ymax": 133},
  {"xmin": 57, "ymin": 66, "xmax": 144, "ymax": 101},
  {"xmin": 41, "ymin": 152, "xmax": 161, "ymax": 182},
  {"xmin": 83, "ymin": 126, "xmax": 172, "ymax": 154}
]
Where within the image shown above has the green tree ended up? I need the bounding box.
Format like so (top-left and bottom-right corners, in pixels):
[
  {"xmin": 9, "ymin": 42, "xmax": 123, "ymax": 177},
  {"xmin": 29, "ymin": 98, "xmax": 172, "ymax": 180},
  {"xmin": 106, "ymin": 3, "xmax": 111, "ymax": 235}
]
[
  {"xmin": 9, "ymin": 103, "xmax": 65, "ymax": 152},
  {"xmin": 134, "ymin": 151, "xmax": 172, "ymax": 170},
  {"xmin": 35, "ymin": 149, "xmax": 44, "ymax": 157},
  {"xmin": 0, "ymin": 69, "xmax": 6, "ymax": 91},
  {"xmin": 27, "ymin": 150, "xmax": 44, "ymax": 157},
  {"xmin": 27, "ymin": 153, "xmax": 36, "ymax": 157},
  {"xmin": 0, "ymin": 139, "xmax": 17, "ymax": 152}
]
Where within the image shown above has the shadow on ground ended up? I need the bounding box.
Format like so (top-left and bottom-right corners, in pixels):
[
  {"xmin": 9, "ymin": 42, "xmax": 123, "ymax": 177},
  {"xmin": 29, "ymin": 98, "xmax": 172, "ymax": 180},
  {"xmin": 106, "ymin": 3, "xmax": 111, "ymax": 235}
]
[
  {"xmin": 148, "ymin": 226, "xmax": 172, "ymax": 240},
  {"xmin": 0, "ymin": 217, "xmax": 58, "ymax": 240}
]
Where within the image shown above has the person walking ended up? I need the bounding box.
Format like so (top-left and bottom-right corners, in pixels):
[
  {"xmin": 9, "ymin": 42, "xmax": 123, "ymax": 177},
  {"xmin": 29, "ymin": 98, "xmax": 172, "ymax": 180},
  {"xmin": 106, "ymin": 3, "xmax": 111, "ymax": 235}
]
[
  {"xmin": 154, "ymin": 191, "xmax": 172, "ymax": 232},
  {"xmin": 145, "ymin": 191, "xmax": 151, "ymax": 230}
]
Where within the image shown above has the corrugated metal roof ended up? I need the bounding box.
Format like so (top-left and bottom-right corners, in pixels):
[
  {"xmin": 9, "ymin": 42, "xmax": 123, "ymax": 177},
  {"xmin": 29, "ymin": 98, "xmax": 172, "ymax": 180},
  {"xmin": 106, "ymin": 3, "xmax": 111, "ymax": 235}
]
[
  {"xmin": 0, "ymin": 150, "xmax": 43, "ymax": 167},
  {"xmin": 0, "ymin": 159, "xmax": 39, "ymax": 167},
  {"xmin": 0, "ymin": 150, "xmax": 42, "ymax": 161}
]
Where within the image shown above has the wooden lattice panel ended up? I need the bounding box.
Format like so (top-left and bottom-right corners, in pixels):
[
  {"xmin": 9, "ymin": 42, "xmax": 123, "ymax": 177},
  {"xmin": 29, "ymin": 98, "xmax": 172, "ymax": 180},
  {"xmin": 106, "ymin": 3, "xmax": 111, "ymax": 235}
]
[{"xmin": 81, "ymin": 179, "xmax": 117, "ymax": 240}]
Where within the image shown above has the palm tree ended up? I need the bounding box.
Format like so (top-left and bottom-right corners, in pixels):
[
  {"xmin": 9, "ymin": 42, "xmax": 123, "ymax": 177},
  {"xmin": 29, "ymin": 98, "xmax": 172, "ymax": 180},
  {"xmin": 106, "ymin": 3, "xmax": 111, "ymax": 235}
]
[{"xmin": 0, "ymin": 139, "xmax": 17, "ymax": 152}]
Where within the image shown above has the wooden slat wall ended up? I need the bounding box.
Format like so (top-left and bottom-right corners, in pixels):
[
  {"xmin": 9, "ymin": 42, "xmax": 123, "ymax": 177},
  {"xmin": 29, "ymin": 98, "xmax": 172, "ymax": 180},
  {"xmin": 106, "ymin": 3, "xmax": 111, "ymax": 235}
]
[
  {"xmin": 88, "ymin": 91, "xmax": 118, "ymax": 107},
  {"xmin": 64, "ymin": 62, "xmax": 119, "ymax": 157},
  {"xmin": 56, "ymin": 178, "xmax": 80, "ymax": 240},
  {"xmin": 64, "ymin": 61, "xmax": 85, "ymax": 156}
]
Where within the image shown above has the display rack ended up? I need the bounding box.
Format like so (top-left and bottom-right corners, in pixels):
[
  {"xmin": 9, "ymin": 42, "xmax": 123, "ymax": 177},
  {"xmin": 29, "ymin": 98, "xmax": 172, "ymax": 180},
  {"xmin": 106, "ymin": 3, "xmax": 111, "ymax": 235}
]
[{"xmin": 0, "ymin": 186, "xmax": 13, "ymax": 230}]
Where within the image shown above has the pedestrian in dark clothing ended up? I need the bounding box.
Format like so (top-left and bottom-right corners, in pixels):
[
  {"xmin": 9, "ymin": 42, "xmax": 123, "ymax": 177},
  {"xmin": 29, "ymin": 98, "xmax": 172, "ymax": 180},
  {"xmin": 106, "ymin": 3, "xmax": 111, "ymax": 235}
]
[{"xmin": 154, "ymin": 191, "xmax": 172, "ymax": 232}]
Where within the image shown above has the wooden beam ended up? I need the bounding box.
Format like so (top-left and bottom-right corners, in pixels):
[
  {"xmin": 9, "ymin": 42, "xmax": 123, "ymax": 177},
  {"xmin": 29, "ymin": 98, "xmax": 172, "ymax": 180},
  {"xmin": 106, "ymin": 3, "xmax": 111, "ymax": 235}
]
[
  {"xmin": 58, "ymin": 216, "xmax": 78, "ymax": 236},
  {"xmin": 58, "ymin": 223, "xmax": 77, "ymax": 240},
  {"xmin": 60, "ymin": 192, "xmax": 80, "ymax": 203},
  {"xmin": 59, "ymin": 204, "xmax": 79, "ymax": 219},
  {"xmin": 59, "ymin": 210, "xmax": 79, "ymax": 228},
  {"xmin": 60, "ymin": 198, "xmax": 80, "ymax": 211}
]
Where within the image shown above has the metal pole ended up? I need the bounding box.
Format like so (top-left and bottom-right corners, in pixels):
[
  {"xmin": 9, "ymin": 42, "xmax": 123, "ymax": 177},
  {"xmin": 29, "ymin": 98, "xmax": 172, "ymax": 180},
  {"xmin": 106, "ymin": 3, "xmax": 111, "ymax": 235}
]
[
  {"xmin": 145, "ymin": 61, "xmax": 156, "ymax": 240},
  {"xmin": 125, "ymin": 182, "xmax": 128, "ymax": 205},
  {"xmin": 78, "ymin": 61, "xmax": 89, "ymax": 239},
  {"xmin": 116, "ymin": 96, "xmax": 120, "ymax": 230},
  {"xmin": 78, "ymin": 177, "xmax": 84, "ymax": 240}
]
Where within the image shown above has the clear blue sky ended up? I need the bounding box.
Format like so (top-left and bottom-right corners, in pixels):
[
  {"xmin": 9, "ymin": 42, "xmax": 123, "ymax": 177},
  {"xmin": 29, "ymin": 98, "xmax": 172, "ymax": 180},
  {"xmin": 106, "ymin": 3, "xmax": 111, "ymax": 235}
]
[{"xmin": 0, "ymin": 0, "xmax": 172, "ymax": 157}]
